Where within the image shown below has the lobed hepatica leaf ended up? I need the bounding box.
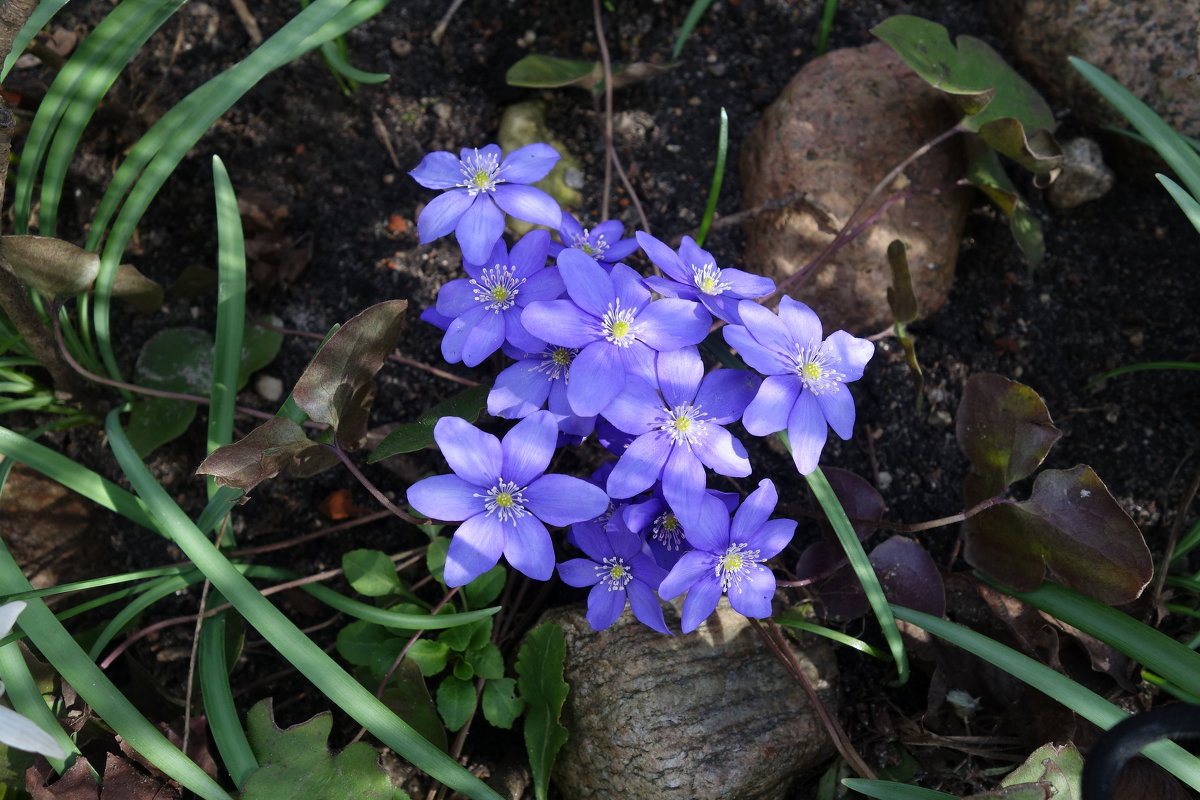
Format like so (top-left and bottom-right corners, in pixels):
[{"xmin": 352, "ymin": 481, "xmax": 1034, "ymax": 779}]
[
  {"xmin": 0, "ymin": 234, "xmax": 99, "ymax": 297},
  {"xmin": 957, "ymin": 372, "xmax": 1061, "ymax": 500},
  {"xmin": 872, "ymin": 15, "xmax": 1062, "ymax": 175},
  {"xmin": 964, "ymin": 465, "xmax": 1152, "ymax": 605},
  {"xmin": 241, "ymin": 699, "xmax": 394, "ymax": 800},
  {"xmin": 292, "ymin": 299, "xmax": 407, "ymax": 451},
  {"xmin": 196, "ymin": 417, "xmax": 338, "ymax": 496}
]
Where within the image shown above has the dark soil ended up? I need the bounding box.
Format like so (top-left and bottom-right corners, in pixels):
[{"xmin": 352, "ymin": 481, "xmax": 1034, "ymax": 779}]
[{"xmin": 4, "ymin": 0, "xmax": 1199, "ymax": 797}]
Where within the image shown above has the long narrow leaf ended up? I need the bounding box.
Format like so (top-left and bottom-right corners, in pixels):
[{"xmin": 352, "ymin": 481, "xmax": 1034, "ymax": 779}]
[
  {"xmin": 841, "ymin": 780, "xmax": 954, "ymax": 800},
  {"xmin": 209, "ymin": 157, "xmax": 247, "ymax": 493},
  {"xmin": 1157, "ymin": 173, "xmax": 1200, "ymax": 234},
  {"xmin": 694, "ymin": 106, "xmax": 727, "ymax": 247},
  {"xmin": 0, "ymin": 0, "xmax": 71, "ymax": 81},
  {"xmin": 200, "ymin": 609, "xmax": 257, "ymax": 787},
  {"xmin": 104, "ymin": 408, "xmax": 503, "ymax": 800},
  {"xmin": 87, "ymin": 574, "xmax": 194, "ymax": 659},
  {"xmin": 807, "ymin": 466, "xmax": 908, "ymax": 683},
  {"xmin": 891, "ymin": 604, "xmax": 1200, "ymax": 791}
]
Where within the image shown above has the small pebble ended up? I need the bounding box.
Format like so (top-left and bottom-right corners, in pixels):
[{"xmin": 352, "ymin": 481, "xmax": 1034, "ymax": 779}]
[
  {"xmin": 390, "ymin": 38, "xmax": 412, "ymax": 57},
  {"xmin": 255, "ymin": 375, "xmax": 284, "ymax": 403}
]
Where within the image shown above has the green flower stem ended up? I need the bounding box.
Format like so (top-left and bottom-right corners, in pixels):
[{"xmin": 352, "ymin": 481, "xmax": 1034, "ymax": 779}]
[
  {"xmin": 199, "ymin": 607, "xmax": 257, "ymax": 788},
  {"xmin": 104, "ymin": 408, "xmax": 503, "ymax": 800}
]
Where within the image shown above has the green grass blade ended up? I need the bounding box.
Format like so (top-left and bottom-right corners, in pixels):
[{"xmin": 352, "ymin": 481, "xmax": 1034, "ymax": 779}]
[
  {"xmin": 0, "ymin": 0, "xmax": 71, "ymax": 81},
  {"xmin": 12, "ymin": 0, "xmax": 184, "ymax": 235},
  {"xmin": 0, "ymin": 426, "xmax": 158, "ymax": 531},
  {"xmin": 1157, "ymin": 173, "xmax": 1200, "ymax": 234},
  {"xmin": 694, "ymin": 107, "xmax": 727, "ymax": 248},
  {"xmin": 86, "ymin": 574, "xmax": 195, "ymax": 660},
  {"xmin": 1172, "ymin": 518, "xmax": 1200, "ymax": 563},
  {"xmin": 671, "ymin": 0, "xmax": 716, "ymax": 61},
  {"xmin": 841, "ymin": 780, "xmax": 954, "ymax": 800},
  {"xmin": 1070, "ymin": 57, "xmax": 1200, "ymax": 201},
  {"xmin": 807, "ymin": 466, "xmax": 908, "ymax": 683},
  {"xmin": 320, "ymin": 41, "xmax": 389, "ymax": 84},
  {"xmin": 200, "ymin": 609, "xmax": 257, "ymax": 788},
  {"xmin": 891, "ymin": 604, "xmax": 1200, "ymax": 791},
  {"xmin": 774, "ymin": 612, "xmax": 889, "ymax": 660},
  {"xmin": 3, "ymin": 565, "xmax": 195, "ymax": 602},
  {"xmin": 104, "ymin": 408, "xmax": 503, "ymax": 800},
  {"xmin": 209, "ymin": 157, "xmax": 246, "ymax": 497},
  {"xmin": 1084, "ymin": 360, "xmax": 1200, "ymax": 391},
  {"xmin": 0, "ymin": 549, "xmax": 232, "ymax": 797},
  {"xmin": 816, "ymin": 0, "xmax": 838, "ymax": 56},
  {"xmin": 1005, "ymin": 581, "xmax": 1200, "ymax": 700}
]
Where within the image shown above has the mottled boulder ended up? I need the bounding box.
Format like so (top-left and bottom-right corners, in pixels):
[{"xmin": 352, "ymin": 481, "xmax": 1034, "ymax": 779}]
[
  {"xmin": 993, "ymin": 0, "xmax": 1200, "ymax": 137},
  {"xmin": 740, "ymin": 42, "xmax": 971, "ymax": 334},
  {"xmin": 544, "ymin": 602, "xmax": 837, "ymax": 800},
  {"xmin": 1046, "ymin": 137, "xmax": 1115, "ymax": 209}
]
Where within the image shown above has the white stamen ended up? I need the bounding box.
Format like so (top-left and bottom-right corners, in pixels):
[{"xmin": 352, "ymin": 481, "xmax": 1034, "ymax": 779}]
[
  {"xmin": 457, "ymin": 149, "xmax": 504, "ymax": 196},
  {"xmin": 470, "ymin": 263, "xmax": 525, "ymax": 312},
  {"xmin": 657, "ymin": 403, "xmax": 709, "ymax": 447},
  {"xmin": 692, "ymin": 263, "xmax": 731, "ymax": 295},
  {"xmin": 652, "ymin": 511, "xmax": 685, "ymax": 551},
  {"xmin": 474, "ymin": 479, "xmax": 529, "ymax": 523},
  {"xmin": 714, "ymin": 542, "xmax": 764, "ymax": 591},
  {"xmin": 595, "ymin": 556, "xmax": 634, "ymax": 590},
  {"xmin": 571, "ymin": 229, "xmax": 610, "ymax": 260},
  {"xmin": 791, "ymin": 342, "xmax": 845, "ymax": 395},
  {"xmin": 532, "ymin": 346, "xmax": 577, "ymax": 381},
  {"xmin": 600, "ymin": 299, "xmax": 638, "ymax": 347}
]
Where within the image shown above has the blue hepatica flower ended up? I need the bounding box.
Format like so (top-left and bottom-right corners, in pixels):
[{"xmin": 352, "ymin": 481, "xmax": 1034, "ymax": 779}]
[
  {"xmin": 637, "ymin": 232, "xmax": 776, "ymax": 325},
  {"xmin": 409, "ymin": 143, "xmax": 563, "ymax": 265},
  {"xmin": 521, "ymin": 248, "xmax": 711, "ymax": 417},
  {"xmin": 434, "ymin": 230, "xmax": 564, "ymax": 367},
  {"xmin": 658, "ymin": 480, "xmax": 796, "ymax": 633},
  {"xmin": 487, "ymin": 344, "xmax": 597, "ymax": 437},
  {"xmin": 723, "ymin": 297, "xmax": 875, "ymax": 475},
  {"xmin": 407, "ymin": 411, "xmax": 609, "ymax": 586},
  {"xmin": 558, "ymin": 516, "xmax": 670, "ymax": 634},
  {"xmin": 603, "ymin": 346, "xmax": 759, "ymax": 512},
  {"xmin": 547, "ymin": 212, "xmax": 639, "ymax": 268},
  {"xmin": 623, "ymin": 485, "xmax": 740, "ymax": 570}
]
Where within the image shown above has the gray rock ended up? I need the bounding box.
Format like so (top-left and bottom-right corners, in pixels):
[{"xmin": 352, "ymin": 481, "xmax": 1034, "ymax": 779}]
[
  {"xmin": 740, "ymin": 42, "xmax": 971, "ymax": 334},
  {"xmin": 993, "ymin": 0, "xmax": 1200, "ymax": 137},
  {"xmin": 1046, "ymin": 137, "xmax": 1116, "ymax": 209},
  {"xmin": 544, "ymin": 602, "xmax": 837, "ymax": 800}
]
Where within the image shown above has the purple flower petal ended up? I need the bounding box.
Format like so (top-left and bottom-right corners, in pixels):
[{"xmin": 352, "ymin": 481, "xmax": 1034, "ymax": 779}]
[
  {"xmin": 492, "ymin": 183, "xmax": 562, "ymax": 229},
  {"xmin": 634, "ymin": 299, "xmax": 710, "ymax": 351},
  {"xmin": 604, "ymin": 237, "xmax": 640, "ymax": 263},
  {"xmin": 736, "ymin": 300, "xmax": 795, "ymax": 355},
  {"xmin": 434, "ymin": 416, "xmax": 502, "ymax": 487},
  {"xmin": 519, "ymin": 267, "xmax": 566, "ymax": 303},
  {"xmin": 817, "ymin": 385, "xmax": 857, "ymax": 440},
  {"xmin": 558, "ymin": 557, "xmax": 601, "ymax": 587},
  {"xmin": 522, "ymin": 300, "xmax": 599, "ymax": 348},
  {"xmin": 524, "ymin": 473, "xmax": 610, "ymax": 525},
  {"xmin": 418, "ymin": 189, "xmax": 474, "ymax": 243},
  {"xmin": 824, "ymin": 330, "xmax": 875, "ymax": 382},
  {"xmin": 503, "ymin": 514, "xmax": 555, "ymax": 580},
  {"xmin": 786, "ymin": 389, "xmax": 828, "ymax": 475},
  {"xmin": 489, "ymin": 358, "xmax": 552, "ymax": 418},
  {"xmin": 636, "ymin": 231, "xmax": 689, "ymax": 283},
  {"xmin": 658, "ymin": 550, "xmax": 713, "ymax": 600},
  {"xmin": 409, "ymin": 150, "xmax": 462, "ymax": 189},
  {"xmin": 726, "ymin": 567, "xmax": 775, "ymax": 619},
  {"xmin": 586, "ymin": 582, "xmax": 627, "ymax": 630},
  {"xmin": 618, "ymin": 340, "xmax": 658, "ymax": 385},
  {"xmin": 661, "ymin": 445, "xmax": 706, "ymax": 513},
  {"xmin": 609, "ymin": 263, "xmax": 651, "ymax": 313},
  {"xmin": 567, "ymin": 342, "xmax": 625, "ymax": 417},
  {"xmin": 678, "ymin": 493, "xmax": 730, "ymax": 552},
  {"xmin": 459, "ymin": 307, "xmax": 505, "ymax": 367},
  {"xmin": 445, "ymin": 512, "xmax": 508, "ymax": 587},
  {"xmin": 776, "ymin": 296, "xmax": 824, "ymax": 348},
  {"xmin": 723, "ymin": 323, "xmax": 790, "ymax": 375},
  {"xmin": 456, "ymin": 195, "xmax": 505, "ymax": 265},
  {"xmin": 435, "ymin": 278, "xmax": 477, "ymax": 318},
  {"xmin": 694, "ymin": 368, "xmax": 759, "ymax": 423},
  {"xmin": 752, "ymin": 518, "xmax": 797, "ymax": 560},
  {"xmin": 600, "ymin": 376, "xmax": 661, "ymax": 436},
  {"xmin": 503, "ymin": 312, "xmax": 545, "ymax": 355},
  {"xmin": 627, "ymin": 579, "xmax": 671, "ymax": 634},
  {"xmin": 731, "ymin": 479, "xmax": 778, "ymax": 541},
  {"xmin": 719, "ymin": 268, "xmax": 775, "ymax": 298},
  {"xmin": 510, "ymin": 229, "xmax": 551, "ymax": 278},
  {"xmin": 742, "ymin": 374, "xmax": 801, "ymax": 436},
  {"xmin": 680, "ymin": 575, "xmax": 723, "ymax": 633},
  {"xmin": 440, "ymin": 305, "xmax": 484, "ymax": 363},
  {"xmin": 655, "ymin": 346, "xmax": 703, "ymax": 408},
  {"xmin": 606, "ymin": 433, "xmax": 672, "ymax": 499},
  {"xmin": 499, "ymin": 142, "xmax": 560, "ymax": 183},
  {"xmin": 406, "ymin": 474, "xmax": 482, "ymax": 521},
  {"xmin": 691, "ymin": 426, "xmax": 751, "ymax": 477},
  {"xmin": 643, "ymin": 275, "xmax": 691, "ymax": 300},
  {"xmin": 463, "ymin": 143, "xmax": 502, "ymax": 163},
  {"xmin": 569, "ymin": 520, "xmax": 613, "ymax": 561},
  {"xmin": 558, "ymin": 248, "xmax": 614, "ymax": 317},
  {"xmin": 501, "ymin": 410, "xmax": 556, "ymax": 485}
]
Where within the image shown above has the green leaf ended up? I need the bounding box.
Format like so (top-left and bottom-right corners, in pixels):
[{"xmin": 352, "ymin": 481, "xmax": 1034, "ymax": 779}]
[
  {"xmin": 292, "ymin": 300, "xmax": 408, "ymax": 450},
  {"xmin": 125, "ymin": 327, "xmax": 212, "ymax": 456},
  {"xmin": 481, "ymin": 678, "xmax": 524, "ymax": 729},
  {"xmin": 505, "ymin": 54, "xmax": 598, "ymax": 89},
  {"xmin": 380, "ymin": 660, "xmax": 447, "ymax": 754},
  {"xmin": 840, "ymin": 780, "xmax": 954, "ymax": 799},
  {"xmin": 239, "ymin": 321, "xmax": 284, "ymax": 387},
  {"xmin": 964, "ymin": 465, "xmax": 1153, "ymax": 603},
  {"xmin": 241, "ymin": 699, "xmax": 394, "ymax": 800},
  {"xmin": 196, "ymin": 417, "xmax": 339, "ymax": 496},
  {"xmin": 885, "ymin": 240, "xmax": 919, "ymax": 323},
  {"xmin": 426, "ymin": 538, "xmax": 450, "ymax": 586},
  {"xmin": 871, "ymin": 15, "xmax": 1062, "ymax": 173},
  {"xmin": 111, "ymin": 263, "xmax": 165, "ymax": 312},
  {"xmin": 516, "ymin": 623, "xmax": 569, "ymax": 800},
  {"xmin": 998, "ymin": 743, "xmax": 1082, "ymax": 800},
  {"xmin": 369, "ymin": 385, "xmax": 489, "ymax": 461},
  {"xmin": 964, "ymin": 146, "xmax": 1045, "ymax": 268},
  {"xmin": 453, "ymin": 659, "xmax": 475, "ymax": 681},
  {"xmin": 406, "ymin": 639, "xmax": 450, "ymax": 677},
  {"xmin": 336, "ymin": 621, "xmax": 401, "ymax": 672},
  {"xmin": 465, "ymin": 643, "xmax": 504, "ymax": 681},
  {"xmin": 461, "ymin": 564, "xmax": 506, "ymax": 609},
  {"xmin": 436, "ymin": 676, "xmax": 476, "ymax": 732},
  {"xmin": 440, "ymin": 617, "xmax": 491, "ymax": 653},
  {"xmin": 343, "ymin": 549, "xmax": 401, "ymax": 597},
  {"xmin": 0, "ymin": 235, "xmax": 99, "ymax": 297},
  {"xmin": 956, "ymin": 372, "xmax": 1061, "ymax": 500}
]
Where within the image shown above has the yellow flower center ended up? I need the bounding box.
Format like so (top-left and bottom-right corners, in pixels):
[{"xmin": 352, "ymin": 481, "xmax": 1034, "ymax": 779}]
[
  {"xmin": 610, "ymin": 320, "xmax": 630, "ymax": 339},
  {"xmin": 802, "ymin": 361, "xmax": 824, "ymax": 381},
  {"xmin": 472, "ymin": 169, "xmax": 492, "ymax": 189},
  {"xmin": 494, "ymin": 492, "xmax": 514, "ymax": 508}
]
